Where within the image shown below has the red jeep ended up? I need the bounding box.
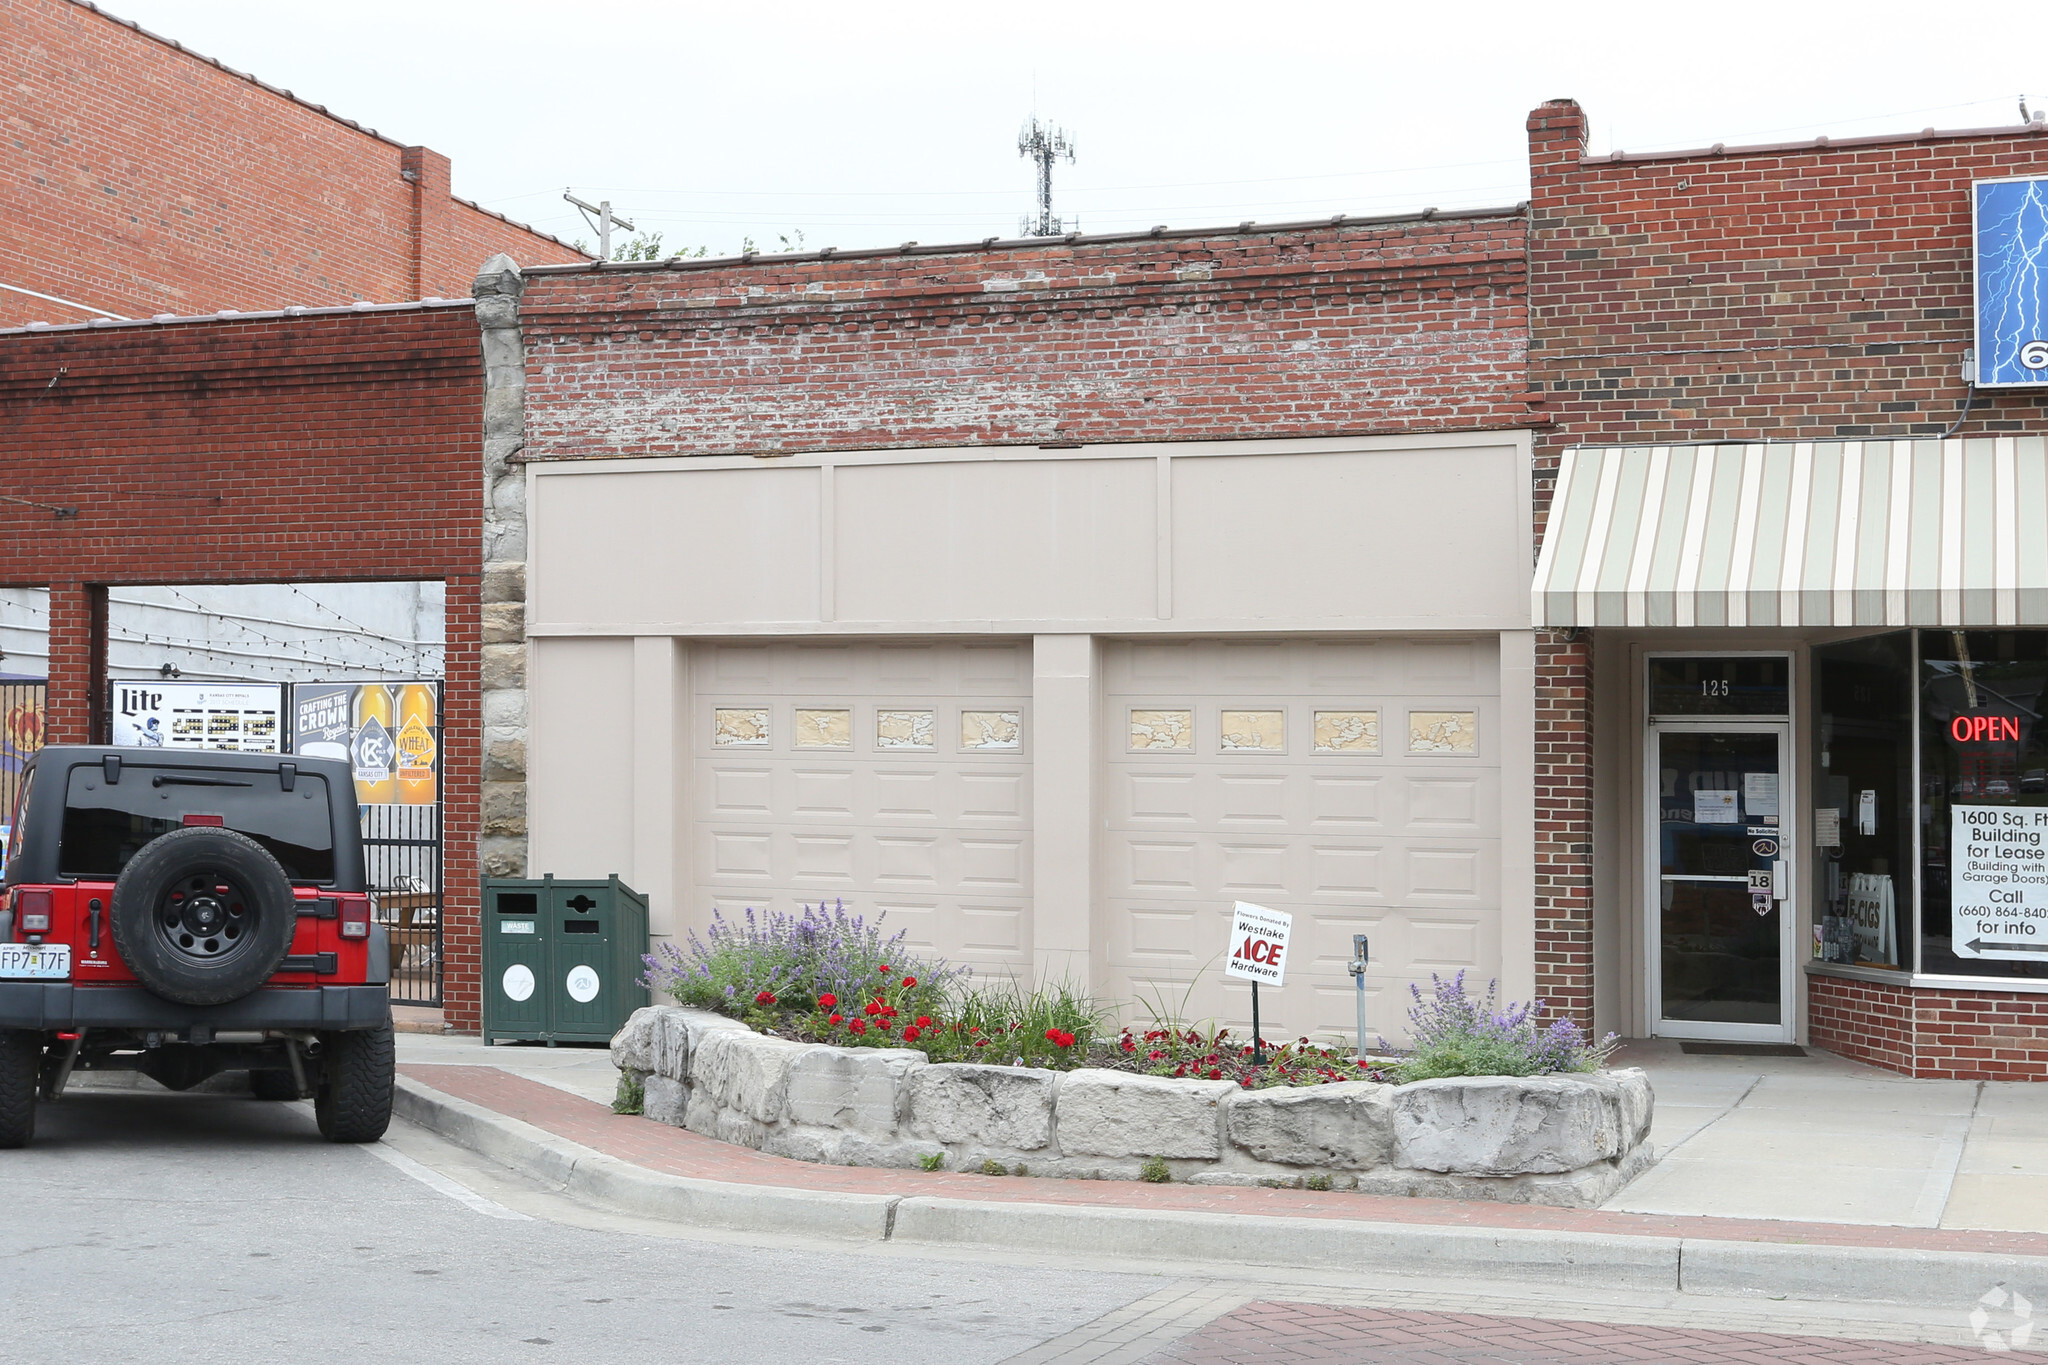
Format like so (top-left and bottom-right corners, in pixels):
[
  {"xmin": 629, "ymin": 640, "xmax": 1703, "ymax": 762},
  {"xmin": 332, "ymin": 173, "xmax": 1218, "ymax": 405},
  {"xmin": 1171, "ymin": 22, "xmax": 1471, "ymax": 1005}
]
[{"xmin": 0, "ymin": 745, "xmax": 394, "ymax": 1147}]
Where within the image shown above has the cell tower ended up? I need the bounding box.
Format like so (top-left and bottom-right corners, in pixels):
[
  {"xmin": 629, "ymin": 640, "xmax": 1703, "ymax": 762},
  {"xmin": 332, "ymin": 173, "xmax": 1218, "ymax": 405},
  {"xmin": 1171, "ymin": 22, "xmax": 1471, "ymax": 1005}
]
[{"xmin": 1018, "ymin": 118, "xmax": 1076, "ymax": 237}]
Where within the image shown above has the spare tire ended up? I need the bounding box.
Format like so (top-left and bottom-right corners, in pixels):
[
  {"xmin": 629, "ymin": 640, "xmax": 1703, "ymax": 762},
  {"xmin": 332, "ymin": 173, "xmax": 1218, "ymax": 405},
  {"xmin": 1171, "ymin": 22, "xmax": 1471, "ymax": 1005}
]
[{"xmin": 110, "ymin": 827, "xmax": 297, "ymax": 1007}]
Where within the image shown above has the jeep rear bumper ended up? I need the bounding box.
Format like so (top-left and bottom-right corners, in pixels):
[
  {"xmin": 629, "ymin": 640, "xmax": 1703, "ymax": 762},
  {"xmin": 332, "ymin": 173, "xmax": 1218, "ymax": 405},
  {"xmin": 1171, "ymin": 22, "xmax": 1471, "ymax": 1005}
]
[{"xmin": 0, "ymin": 983, "xmax": 390, "ymax": 1032}]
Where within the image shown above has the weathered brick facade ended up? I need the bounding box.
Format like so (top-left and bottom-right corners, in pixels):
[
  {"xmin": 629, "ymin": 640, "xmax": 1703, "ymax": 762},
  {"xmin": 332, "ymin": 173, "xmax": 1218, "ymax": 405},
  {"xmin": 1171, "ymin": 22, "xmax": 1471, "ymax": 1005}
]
[
  {"xmin": 0, "ymin": 305, "xmax": 488, "ymax": 1029},
  {"xmin": 515, "ymin": 216, "xmax": 1536, "ymax": 459},
  {"xmin": 1810, "ymin": 973, "xmax": 2048, "ymax": 1080},
  {"xmin": 0, "ymin": 0, "xmax": 584, "ymax": 329}
]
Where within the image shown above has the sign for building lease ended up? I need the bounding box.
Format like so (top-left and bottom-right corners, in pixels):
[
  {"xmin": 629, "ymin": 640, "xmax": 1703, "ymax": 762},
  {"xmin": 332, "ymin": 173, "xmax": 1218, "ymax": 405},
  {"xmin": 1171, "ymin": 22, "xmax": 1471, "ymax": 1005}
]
[
  {"xmin": 1224, "ymin": 901, "xmax": 1293, "ymax": 988},
  {"xmin": 110, "ymin": 682, "xmax": 283, "ymax": 752},
  {"xmin": 1973, "ymin": 176, "xmax": 2048, "ymax": 387},
  {"xmin": 1952, "ymin": 804, "xmax": 2048, "ymax": 960},
  {"xmin": 290, "ymin": 681, "xmax": 440, "ymax": 806}
]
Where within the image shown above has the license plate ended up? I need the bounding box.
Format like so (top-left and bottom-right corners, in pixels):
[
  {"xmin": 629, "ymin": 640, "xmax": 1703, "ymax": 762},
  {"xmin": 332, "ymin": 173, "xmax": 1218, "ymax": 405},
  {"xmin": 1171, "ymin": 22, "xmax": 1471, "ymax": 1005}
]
[{"xmin": 0, "ymin": 942, "xmax": 69, "ymax": 979}]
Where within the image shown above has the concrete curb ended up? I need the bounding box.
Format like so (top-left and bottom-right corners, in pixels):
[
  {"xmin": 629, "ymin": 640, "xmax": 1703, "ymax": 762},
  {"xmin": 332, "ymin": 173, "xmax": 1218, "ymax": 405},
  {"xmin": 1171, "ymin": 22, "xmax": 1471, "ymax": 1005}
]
[{"xmin": 394, "ymin": 1076, "xmax": 2048, "ymax": 1309}]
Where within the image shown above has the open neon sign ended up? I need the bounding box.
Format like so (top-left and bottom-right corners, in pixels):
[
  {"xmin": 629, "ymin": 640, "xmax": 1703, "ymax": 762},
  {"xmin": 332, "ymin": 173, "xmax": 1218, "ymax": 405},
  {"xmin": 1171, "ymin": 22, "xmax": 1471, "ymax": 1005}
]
[{"xmin": 1951, "ymin": 714, "xmax": 2022, "ymax": 744}]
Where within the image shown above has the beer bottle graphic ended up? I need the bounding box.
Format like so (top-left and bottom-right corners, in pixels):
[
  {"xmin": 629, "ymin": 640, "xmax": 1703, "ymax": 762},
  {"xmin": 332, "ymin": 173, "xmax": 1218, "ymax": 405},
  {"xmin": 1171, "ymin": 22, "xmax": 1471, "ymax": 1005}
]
[
  {"xmin": 395, "ymin": 683, "xmax": 438, "ymax": 806},
  {"xmin": 351, "ymin": 684, "xmax": 397, "ymax": 805}
]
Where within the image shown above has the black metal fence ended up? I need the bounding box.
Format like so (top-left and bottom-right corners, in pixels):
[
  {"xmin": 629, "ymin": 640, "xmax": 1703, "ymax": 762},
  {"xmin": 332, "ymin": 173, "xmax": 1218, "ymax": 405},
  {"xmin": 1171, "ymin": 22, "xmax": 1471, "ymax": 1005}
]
[{"xmin": 362, "ymin": 800, "xmax": 442, "ymax": 1008}]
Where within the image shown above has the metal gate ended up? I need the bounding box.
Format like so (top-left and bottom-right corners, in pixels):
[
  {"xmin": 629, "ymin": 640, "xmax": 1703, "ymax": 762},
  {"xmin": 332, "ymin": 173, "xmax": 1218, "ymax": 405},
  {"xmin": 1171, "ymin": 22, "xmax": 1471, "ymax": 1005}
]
[
  {"xmin": 1, "ymin": 680, "xmax": 46, "ymax": 864},
  {"xmin": 363, "ymin": 801, "xmax": 442, "ymax": 1007}
]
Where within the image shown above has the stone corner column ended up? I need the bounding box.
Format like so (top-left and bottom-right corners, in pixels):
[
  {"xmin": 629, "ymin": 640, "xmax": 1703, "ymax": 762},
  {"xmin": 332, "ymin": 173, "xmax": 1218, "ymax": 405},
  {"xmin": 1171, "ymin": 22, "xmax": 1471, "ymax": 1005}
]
[
  {"xmin": 1030, "ymin": 633, "xmax": 1100, "ymax": 993},
  {"xmin": 474, "ymin": 254, "xmax": 529, "ymax": 880}
]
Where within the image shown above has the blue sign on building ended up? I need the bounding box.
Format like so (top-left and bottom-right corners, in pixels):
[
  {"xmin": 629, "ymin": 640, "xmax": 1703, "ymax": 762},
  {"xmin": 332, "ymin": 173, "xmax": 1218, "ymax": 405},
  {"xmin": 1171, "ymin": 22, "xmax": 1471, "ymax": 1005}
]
[{"xmin": 1975, "ymin": 176, "xmax": 2048, "ymax": 387}]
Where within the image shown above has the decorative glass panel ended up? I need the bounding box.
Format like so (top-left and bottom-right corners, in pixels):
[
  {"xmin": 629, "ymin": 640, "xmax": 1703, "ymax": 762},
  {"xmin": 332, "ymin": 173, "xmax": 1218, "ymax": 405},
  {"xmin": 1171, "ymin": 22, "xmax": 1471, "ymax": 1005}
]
[
  {"xmin": 712, "ymin": 708, "xmax": 770, "ymax": 747},
  {"xmin": 1128, "ymin": 709, "xmax": 1194, "ymax": 751},
  {"xmin": 1313, "ymin": 710, "xmax": 1379, "ymax": 754},
  {"xmin": 1408, "ymin": 711, "xmax": 1477, "ymax": 754},
  {"xmin": 960, "ymin": 710, "xmax": 1022, "ymax": 750},
  {"xmin": 793, "ymin": 708, "xmax": 852, "ymax": 749},
  {"xmin": 1219, "ymin": 710, "xmax": 1284, "ymax": 752},
  {"xmin": 876, "ymin": 709, "xmax": 936, "ymax": 750}
]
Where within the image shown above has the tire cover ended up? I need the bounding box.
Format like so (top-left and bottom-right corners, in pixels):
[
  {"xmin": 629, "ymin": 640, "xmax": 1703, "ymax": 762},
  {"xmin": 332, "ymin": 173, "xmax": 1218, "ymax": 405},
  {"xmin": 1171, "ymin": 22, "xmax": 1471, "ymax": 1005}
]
[{"xmin": 109, "ymin": 827, "xmax": 298, "ymax": 1007}]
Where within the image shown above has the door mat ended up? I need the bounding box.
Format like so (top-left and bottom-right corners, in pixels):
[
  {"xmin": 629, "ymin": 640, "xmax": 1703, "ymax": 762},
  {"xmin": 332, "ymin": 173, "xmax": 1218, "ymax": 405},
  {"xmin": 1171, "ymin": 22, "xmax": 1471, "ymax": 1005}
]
[{"xmin": 1679, "ymin": 1041, "xmax": 1807, "ymax": 1057}]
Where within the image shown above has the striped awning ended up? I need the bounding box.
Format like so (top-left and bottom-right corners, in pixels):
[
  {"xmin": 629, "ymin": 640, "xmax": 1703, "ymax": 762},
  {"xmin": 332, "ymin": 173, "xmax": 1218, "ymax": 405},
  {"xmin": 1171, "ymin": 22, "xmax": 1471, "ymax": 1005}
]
[{"xmin": 1532, "ymin": 439, "xmax": 2048, "ymax": 629}]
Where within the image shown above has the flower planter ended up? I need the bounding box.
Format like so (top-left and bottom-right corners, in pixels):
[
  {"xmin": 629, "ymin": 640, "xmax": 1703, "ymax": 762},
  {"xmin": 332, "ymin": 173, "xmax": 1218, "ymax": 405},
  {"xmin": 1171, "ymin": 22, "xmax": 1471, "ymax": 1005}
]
[{"xmin": 612, "ymin": 1005, "xmax": 1655, "ymax": 1208}]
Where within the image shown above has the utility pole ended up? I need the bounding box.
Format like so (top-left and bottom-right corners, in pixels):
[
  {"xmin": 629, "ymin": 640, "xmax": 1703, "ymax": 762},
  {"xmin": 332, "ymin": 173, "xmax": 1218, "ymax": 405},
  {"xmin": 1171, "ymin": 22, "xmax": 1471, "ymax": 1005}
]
[
  {"xmin": 563, "ymin": 190, "xmax": 636, "ymax": 261},
  {"xmin": 1017, "ymin": 119, "xmax": 1076, "ymax": 237}
]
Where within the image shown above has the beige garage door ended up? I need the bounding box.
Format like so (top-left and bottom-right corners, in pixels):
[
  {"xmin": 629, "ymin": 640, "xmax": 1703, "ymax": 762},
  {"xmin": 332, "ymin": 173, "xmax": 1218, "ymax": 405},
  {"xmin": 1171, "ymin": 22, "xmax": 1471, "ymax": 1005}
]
[
  {"xmin": 1101, "ymin": 637, "xmax": 1501, "ymax": 1044},
  {"xmin": 691, "ymin": 640, "xmax": 1033, "ymax": 975}
]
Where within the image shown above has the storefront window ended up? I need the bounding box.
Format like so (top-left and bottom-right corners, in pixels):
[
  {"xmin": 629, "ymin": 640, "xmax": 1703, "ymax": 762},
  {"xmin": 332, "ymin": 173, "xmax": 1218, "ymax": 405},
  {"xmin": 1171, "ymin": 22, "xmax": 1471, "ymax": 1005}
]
[
  {"xmin": 1813, "ymin": 634, "xmax": 1914, "ymax": 970},
  {"xmin": 1919, "ymin": 631, "xmax": 2048, "ymax": 980}
]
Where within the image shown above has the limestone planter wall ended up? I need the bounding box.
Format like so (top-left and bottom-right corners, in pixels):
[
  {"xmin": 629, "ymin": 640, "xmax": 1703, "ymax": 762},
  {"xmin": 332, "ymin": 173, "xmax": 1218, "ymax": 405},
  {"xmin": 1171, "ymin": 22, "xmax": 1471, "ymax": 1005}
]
[{"xmin": 611, "ymin": 1006, "xmax": 1655, "ymax": 1208}]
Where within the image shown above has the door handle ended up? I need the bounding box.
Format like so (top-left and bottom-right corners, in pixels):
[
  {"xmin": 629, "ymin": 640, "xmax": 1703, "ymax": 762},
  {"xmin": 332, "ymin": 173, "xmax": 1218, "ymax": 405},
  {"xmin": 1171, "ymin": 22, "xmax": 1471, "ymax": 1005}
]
[{"xmin": 1772, "ymin": 859, "xmax": 1787, "ymax": 900}]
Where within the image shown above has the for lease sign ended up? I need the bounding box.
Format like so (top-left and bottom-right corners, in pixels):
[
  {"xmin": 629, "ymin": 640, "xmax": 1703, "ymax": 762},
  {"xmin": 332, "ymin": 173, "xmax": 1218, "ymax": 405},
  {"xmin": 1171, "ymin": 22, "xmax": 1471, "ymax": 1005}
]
[
  {"xmin": 1224, "ymin": 901, "xmax": 1293, "ymax": 988},
  {"xmin": 1952, "ymin": 804, "xmax": 2048, "ymax": 960}
]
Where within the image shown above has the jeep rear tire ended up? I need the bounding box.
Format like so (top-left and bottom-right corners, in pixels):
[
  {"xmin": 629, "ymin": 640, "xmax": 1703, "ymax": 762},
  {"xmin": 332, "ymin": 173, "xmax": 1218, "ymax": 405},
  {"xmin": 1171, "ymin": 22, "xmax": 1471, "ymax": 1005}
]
[
  {"xmin": 248, "ymin": 1069, "xmax": 300, "ymax": 1101},
  {"xmin": 110, "ymin": 827, "xmax": 298, "ymax": 1007},
  {"xmin": 314, "ymin": 1023, "xmax": 393, "ymax": 1142},
  {"xmin": 0, "ymin": 1031, "xmax": 39, "ymax": 1149}
]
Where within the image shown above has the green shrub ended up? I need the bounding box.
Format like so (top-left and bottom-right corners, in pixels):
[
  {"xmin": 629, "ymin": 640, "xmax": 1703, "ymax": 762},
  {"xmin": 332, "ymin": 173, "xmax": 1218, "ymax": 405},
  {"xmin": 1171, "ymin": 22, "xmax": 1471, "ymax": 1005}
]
[
  {"xmin": 1140, "ymin": 1156, "xmax": 1171, "ymax": 1184},
  {"xmin": 611, "ymin": 1072, "xmax": 644, "ymax": 1115},
  {"xmin": 918, "ymin": 1151, "xmax": 945, "ymax": 1172}
]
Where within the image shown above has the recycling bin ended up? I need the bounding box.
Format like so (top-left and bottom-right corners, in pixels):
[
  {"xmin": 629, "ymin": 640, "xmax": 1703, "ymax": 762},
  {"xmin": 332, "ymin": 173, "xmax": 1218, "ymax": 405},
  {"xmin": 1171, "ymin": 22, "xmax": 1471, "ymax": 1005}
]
[{"xmin": 481, "ymin": 874, "xmax": 649, "ymax": 1045}]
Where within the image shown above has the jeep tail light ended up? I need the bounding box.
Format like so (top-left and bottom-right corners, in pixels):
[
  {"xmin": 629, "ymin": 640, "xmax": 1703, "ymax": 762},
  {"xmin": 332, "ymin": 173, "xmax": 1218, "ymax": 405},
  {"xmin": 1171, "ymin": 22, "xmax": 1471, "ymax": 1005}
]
[
  {"xmin": 17, "ymin": 890, "xmax": 51, "ymax": 935},
  {"xmin": 340, "ymin": 897, "xmax": 370, "ymax": 940},
  {"xmin": 182, "ymin": 813, "xmax": 225, "ymax": 827}
]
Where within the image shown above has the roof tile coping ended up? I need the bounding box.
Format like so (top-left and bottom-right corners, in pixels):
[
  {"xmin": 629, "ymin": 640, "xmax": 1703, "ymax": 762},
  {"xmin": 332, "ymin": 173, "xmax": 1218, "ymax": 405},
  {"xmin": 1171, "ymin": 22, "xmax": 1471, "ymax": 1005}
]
[
  {"xmin": 1588, "ymin": 120, "xmax": 2048, "ymax": 167},
  {"xmin": 519, "ymin": 204, "xmax": 1531, "ymax": 279},
  {"xmin": 0, "ymin": 296, "xmax": 478, "ymax": 340}
]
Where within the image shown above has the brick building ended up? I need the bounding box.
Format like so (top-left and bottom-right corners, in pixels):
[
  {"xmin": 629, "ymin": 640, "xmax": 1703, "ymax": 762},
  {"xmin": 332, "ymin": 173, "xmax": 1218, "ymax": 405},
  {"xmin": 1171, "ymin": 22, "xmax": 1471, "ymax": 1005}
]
[
  {"xmin": 0, "ymin": 0, "xmax": 584, "ymax": 329},
  {"xmin": 1526, "ymin": 100, "xmax": 2048, "ymax": 1078},
  {"xmin": 475, "ymin": 217, "xmax": 1550, "ymax": 1042},
  {"xmin": 0, "ymin": 302, "xmax": 489, "ymax": 1028}
]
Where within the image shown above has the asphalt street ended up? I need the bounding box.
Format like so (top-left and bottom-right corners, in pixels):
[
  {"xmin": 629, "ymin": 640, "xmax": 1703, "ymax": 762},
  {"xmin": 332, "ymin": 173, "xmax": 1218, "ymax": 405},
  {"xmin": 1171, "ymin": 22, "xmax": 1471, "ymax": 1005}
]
[
  {"xmin": 1, "ymin": 1084, "xmax": 1156, "ymax": 1365},
  {"xmin": 0, "ymin": 1081, "xmax": 1992, "ymax": 1364}
]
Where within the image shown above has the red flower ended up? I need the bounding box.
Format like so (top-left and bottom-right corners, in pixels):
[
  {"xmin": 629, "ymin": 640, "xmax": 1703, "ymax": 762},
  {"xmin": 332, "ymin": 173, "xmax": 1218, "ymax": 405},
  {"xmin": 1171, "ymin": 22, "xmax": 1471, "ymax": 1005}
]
[
  {"xmin": 817, "ymin": 993, "xmax": 838, "ymax": 1010},
  {"xmin": 900, "ymin": 976, "xmax": 917, "ymax": 989},
  {"xmin": 1206, "ymin": 1069, "xmax": 1223, "ymax": 1080},
  {"xmin": 864, "ymin": 1001, "xmax": 882, "ymax": 1016},
  {"xmin": 1120, "ymin": 1037, "xmax": 1136, "ymax": 1053},
  {"xmin": 974, "ymin": 1039, "xmax": 988, "ymax": 1048},
  {"xmin": 902, "ymin": 1025, "xmax": 922, "ymax": 1042},
  {"xmin": 968, "ymin": 1025, "xmax": 980, "ymax": 1034},
  {"xmin": 828, "ymin": 1013, "xmax": 844, "ymax": 1026},
  {"xmin": 849, "ymin": 1019, "xmax": 867, "ymax": 1035},
  {"xmin": 878, "ymin": 965, "xmax": 891, "ymax": 975},
  {"xmin": 754, "ymin": 990, "xmax": 776, "ymax": 1006},
  {"xmin": 1147, "ymin": 1049, "xmax": 1167, "ymax": 1062},
  {"xmin": 915, "ymin": 1015, "xmax": 932, "ymax": 1028},
  {"xmin": 877, "ymin": 1020, "xmax": 893, "ymax": 1033},
  {"xmin": 1043, "ymin": 1028, "xmax": 1076, "ymax": 1049},
  {"xmin": 1043, "ymin": 1028, "xmax": 1060, "ymax": 1044}
]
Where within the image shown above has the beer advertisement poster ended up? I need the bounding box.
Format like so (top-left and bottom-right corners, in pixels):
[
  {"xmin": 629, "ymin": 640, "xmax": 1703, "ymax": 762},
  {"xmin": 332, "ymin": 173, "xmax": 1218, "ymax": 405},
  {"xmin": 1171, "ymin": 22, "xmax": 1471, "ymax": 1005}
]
[
  {"xmin": 111, "ymin": 681, "xmax": 283, "ymax": 753},
  {"xmin": 289, "ymin": 681, "xmax": 439, "ymax": 806}
]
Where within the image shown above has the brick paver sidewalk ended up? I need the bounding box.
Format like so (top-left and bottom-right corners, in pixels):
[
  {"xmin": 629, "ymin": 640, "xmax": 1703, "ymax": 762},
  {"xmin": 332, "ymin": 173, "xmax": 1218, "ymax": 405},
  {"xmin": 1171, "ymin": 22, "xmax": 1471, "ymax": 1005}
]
[
  {"xmin": 400, "ymin": 1062, "xmax": 2048, "ymax": 1259},
  {"xmin": 1140, "ymin": 1303, "xmax": 1989, "ymax": 1364}
]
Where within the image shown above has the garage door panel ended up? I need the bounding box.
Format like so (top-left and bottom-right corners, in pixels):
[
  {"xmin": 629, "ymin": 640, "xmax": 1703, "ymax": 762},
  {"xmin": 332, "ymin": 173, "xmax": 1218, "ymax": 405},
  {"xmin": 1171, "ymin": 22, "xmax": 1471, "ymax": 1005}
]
[
  {"xmin": 691, "ymin": 641, "xmax": 1033, "ymax": 976},
  {"xmin": 1102, "ymin": 637, "xmax": 1500, "ymax": 1045}
]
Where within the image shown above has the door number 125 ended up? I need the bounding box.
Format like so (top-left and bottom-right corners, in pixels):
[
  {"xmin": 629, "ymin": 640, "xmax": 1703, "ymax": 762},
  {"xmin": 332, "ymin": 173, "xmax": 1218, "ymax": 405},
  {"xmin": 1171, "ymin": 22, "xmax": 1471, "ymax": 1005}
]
[{"xmin": 1700, "ymin": 679, "xmax": 1731, "ymax": 698}]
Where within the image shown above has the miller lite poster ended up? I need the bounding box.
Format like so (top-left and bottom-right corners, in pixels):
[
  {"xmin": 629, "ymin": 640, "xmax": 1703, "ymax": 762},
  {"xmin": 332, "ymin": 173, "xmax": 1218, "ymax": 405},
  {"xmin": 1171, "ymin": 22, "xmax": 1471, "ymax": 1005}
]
[
  {"xmin": 111, "ymin": 682, "xmax": 284, "ymax": 753},
  {"xmin": 291, "ymin": 681, "xmax": 439, "ymax": 806}
]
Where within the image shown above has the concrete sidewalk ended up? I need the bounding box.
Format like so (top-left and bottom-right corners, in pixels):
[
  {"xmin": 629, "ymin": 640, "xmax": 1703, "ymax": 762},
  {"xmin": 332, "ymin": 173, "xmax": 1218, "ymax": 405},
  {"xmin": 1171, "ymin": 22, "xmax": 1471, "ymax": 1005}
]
[{"xmin": 389, "ymin": 1033, "xmax": 2048, "ymax": 1311}]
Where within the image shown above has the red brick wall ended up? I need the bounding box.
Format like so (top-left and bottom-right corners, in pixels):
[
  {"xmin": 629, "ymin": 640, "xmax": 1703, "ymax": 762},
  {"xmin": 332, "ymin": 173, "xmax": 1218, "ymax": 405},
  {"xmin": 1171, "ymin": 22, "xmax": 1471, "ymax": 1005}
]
[
  {"xmin": 1527, "ymin": 96, "xmax": 2048, "ymax": 1054},
  {"xmin": 0, "ymin": 0, "xmax": 583, "ymax": 329},
  {"xmin": 516, "ymin": 218, "xmax": 1537, "ymax": 459},
  {"xmin": 1534, "ymin": 632, "xmax": 1593, "ymax": 1023},
  {"xmin": 0, "ymin": 304, "xmax": 487, "ymax": 1029},
  {"xmin": 1809, "ymin": 973, "xmax": 2048, "ymax": 1080}
]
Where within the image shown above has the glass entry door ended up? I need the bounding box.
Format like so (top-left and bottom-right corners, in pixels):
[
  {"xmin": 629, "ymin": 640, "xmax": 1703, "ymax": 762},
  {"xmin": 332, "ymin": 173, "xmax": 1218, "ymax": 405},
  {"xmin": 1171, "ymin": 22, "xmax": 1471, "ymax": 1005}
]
[{"xmin": 1649, "ymin": 725, "xmax": 1794, "ymax": 1040}]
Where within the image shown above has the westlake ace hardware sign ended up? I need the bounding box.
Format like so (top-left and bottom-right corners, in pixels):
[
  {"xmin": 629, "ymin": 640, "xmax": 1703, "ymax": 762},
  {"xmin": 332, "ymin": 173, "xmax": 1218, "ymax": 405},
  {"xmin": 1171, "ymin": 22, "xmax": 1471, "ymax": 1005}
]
[
  {"xmin": 1952, "ymin": 805, "xmax": 2048, "ymax": 960},
  {"xmin": 1224, "ymin": 901, "xmax": 1293, "ymax": 987}
]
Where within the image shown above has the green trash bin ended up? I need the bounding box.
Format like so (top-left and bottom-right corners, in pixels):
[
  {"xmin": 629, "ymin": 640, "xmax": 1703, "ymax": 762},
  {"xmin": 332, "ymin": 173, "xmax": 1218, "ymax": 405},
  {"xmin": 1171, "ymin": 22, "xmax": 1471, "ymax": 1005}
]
[{"xmin": 481, "ymin": 874, "xmax": 650, "ymax": 1045}]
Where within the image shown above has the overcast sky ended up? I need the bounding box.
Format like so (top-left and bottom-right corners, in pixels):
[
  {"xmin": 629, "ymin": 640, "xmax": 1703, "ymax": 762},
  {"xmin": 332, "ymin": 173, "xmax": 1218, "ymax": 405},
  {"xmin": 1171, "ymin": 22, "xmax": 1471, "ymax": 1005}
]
[{"xmin": 102, "ymin": 0, "xmax": 2048, "ymax": 258}]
